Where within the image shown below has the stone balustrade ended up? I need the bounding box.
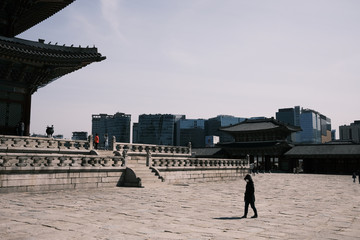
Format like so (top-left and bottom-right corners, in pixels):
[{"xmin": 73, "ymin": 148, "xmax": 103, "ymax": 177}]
[
  {"xmin": 1, "ymin": 135, "xmax": 191, "ymax": 156},
  {"xmin": 0, "ymin": 135, "xmax": 90, "ymax": 152},
  {"xmin": 0, "ymin": 135, "xmax": 250, "ymax": 192},
  {"xmin": 0, "ymin": 154, "xmax": 125, "ymax": 168},
  {"xmin": 151, "ymin": 157, "xmax": 249, "ymax": 168},
  {"xmin": 113, "ymin": 142, "xmax": 191, "ymax": 156}
]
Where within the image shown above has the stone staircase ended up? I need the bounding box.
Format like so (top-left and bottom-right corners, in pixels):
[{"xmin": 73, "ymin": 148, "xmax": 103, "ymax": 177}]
[{"xmin": 124, "ymin": 158, "xmax": 164, "ymax": 187}]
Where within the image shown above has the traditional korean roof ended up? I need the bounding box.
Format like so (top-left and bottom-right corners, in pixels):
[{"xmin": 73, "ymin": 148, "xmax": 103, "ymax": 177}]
[
  {"xmin": 0, "ymin": 36, "xmax": 105, "ymax": 93},
  {"xmin": 0, "ymin": 0, "xmax": 74, "ymax": 37},
  {"xmin": 284, "ymin": 144, "xmax": 360, "ymax": 158},
  {"xmin": 220, "ymin": 118, "xmax": 301, "ymax": 133}
]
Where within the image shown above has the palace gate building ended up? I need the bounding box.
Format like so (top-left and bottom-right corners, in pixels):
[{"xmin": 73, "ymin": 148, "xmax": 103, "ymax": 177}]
[{"xmin": 218, "ymin": 118, "xmax": 301, "ymax": 172}]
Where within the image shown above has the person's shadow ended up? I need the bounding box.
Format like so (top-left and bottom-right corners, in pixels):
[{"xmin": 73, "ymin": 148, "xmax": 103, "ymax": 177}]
[{"xmin": 213, "ymin": 216, "xmax": 244, "ymax": 220}]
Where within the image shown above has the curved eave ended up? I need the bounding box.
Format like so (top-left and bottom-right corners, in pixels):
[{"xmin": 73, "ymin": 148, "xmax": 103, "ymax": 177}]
[
  {"xmin": 0, "ymin": 36, "xmax": 105, "ymax": 65},
  {"xmin": 0, "ymin": 0, "xmax": 74, "ymax": 37},
  {"xmin": 0, "ymin": 36, "xmax": 106, "ymax": 93}
]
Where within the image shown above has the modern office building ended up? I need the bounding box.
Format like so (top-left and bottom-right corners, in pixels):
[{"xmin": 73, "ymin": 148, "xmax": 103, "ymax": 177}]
[
  {"xmin": 276, "ymin": 106, "xmax": 332, "ymax": 144},
  {"xmin": 92, "ymin": 112, "xmax": 131, "ymax": 147},
  {"xmin": 177, "ymin": 119, "xmax": 206, "ymax": 148},
  {"xmin": 300, "ymin": 109, "xmax": 322, "ymax": 144},
  {"xmin": 72, "ymin": 131, "xmax": 88, "ymax": 141},
  {"xmin": 205, "ymin": 115, "xmax": 246, "ymax": 143},
  {"xmin": 320, "ymin": 114, "xmax": 332, "ymax": 143},
  {"xmin": 275, "ymin": 106, "xmax": 301, "ymax": 142},
  {"xmin": 134, "ymin": 114, "xmax": 185, "ymax": 146},
  {"xmin": 339, "ymin": 121, "xmax": 360, "ymax": 143}
]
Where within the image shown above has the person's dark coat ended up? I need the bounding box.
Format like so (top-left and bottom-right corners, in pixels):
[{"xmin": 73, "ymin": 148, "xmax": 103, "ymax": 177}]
[{"xmin": 244, "ymin": 174, "xmax": 255, "ymax": 202}]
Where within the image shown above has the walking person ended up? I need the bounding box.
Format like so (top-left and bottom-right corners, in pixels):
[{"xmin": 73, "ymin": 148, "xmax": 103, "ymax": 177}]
[
  {"xmin": 241, "ymin": 174, "xmax": 258, "ymax": 219},
  {"xmin": 357, "ymin": 170, "xmax": 360, "ymax": 184}
]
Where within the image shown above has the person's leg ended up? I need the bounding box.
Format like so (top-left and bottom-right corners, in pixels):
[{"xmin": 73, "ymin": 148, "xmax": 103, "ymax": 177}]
[
  {"xmin": 250, "ymin": 201, "xmax": 258, "ymax": 218},
  {"xmin": 242, "ymin": 201, "xmax": 249, "ymax": 218}
]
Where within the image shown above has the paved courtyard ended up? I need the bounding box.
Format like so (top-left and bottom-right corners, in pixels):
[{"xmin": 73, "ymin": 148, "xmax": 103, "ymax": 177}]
[{"xmin": 1, "ymin": 173, "xmax": 360, "ymax": 240}]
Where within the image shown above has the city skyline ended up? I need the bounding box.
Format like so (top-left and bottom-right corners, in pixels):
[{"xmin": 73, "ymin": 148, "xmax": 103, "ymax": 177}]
[{"xmin": 18, "ymin": 0, "xmax": 360, "ymax": 138}]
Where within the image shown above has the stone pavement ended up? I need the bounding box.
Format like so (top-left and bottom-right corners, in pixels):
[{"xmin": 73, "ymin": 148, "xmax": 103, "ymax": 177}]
[{"xmin": 1, "ymin": 173, "xmax": 360, "ymax": 240}]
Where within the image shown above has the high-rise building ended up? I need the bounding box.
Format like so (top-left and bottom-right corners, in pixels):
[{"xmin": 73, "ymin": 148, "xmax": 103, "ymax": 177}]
[
  {"xmin": 134, "ymin": 114, "xmax": 185, "ymax": 145},
  {"xmin": 300, "ymin": 109, "xmax": 322, "ymax": 144},
  {"xmin": 276, "ymin": 106, "xmax": 331, "ymax": 144},
  {"xmin": 178, "ymin": 119, "xmax": 206, "ymax": 148},
  {"xmin": 320, "ymin": 114, "xmax": 332, "ymax": 143},
  {"xmin": 205, "ymin": 115, "xmax": 246, "ymax": 143},
  {"xmin": 276, "ymin": 106, "xmax": 301, "ymax": 142},
  {"xmin": 92, "ymin": 112, "xmax": 131, "ymax": 147},
  {"xmin": 339, "ymin": 121, "xmax": 360, "ymax": 143}
]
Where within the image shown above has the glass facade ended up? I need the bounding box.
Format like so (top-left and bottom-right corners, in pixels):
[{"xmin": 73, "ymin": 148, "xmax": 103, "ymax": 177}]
[
  {"xmin": 134, "ymin": 114, "xmax": 185, "ymax": 146},
  {"xmin": 276, "ymin": 106, "xmax": 301, "ymax": 142},
  {"xmin": 178, "ymin": 119, "xmax": 206, "ymax": 148},
  {"xmin": 300, "ymin": 110, "xmax": 321, "ymax": 143}
]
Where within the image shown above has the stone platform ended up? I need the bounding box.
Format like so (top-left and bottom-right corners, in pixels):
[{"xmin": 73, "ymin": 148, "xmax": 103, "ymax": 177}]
[{"xmin": 1, "ymin": 173, "xmax": 360, "ymax": 239}]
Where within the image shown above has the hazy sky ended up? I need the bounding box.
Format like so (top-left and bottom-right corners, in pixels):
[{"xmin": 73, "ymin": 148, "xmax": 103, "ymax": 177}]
[{"xmin": 19, "ymin": 0, "xmax": 360, "ymax": 139}]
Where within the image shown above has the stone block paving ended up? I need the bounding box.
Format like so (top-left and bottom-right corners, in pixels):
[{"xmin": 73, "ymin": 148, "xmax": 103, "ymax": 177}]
[{"xmin": 1, "ymin": 173, "xmax": 360, "ymax": 239}]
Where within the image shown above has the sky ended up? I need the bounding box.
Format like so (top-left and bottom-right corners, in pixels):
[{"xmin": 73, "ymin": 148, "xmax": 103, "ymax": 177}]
[{"xmin": 18, "ymin": 0, "xmax": 360, "ymax": 139}]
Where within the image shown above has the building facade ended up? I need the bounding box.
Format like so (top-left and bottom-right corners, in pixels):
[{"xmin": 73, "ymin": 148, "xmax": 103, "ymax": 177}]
[
  {"xmin": 134, "ymin": 114, "xmax": 185, "ymax": 146},
  {"xmin": 177, "ymin": 119, "xmax": 206, "ymax": 148},
  {"xmin": 339, "ymin": 121, "xmax": 360, "ymax": 143},
  {"xmin": 92, "ymin": 113, "xmax": 131, "ymax": 147},
  {"xmin": 275, "ymin": 106, "xmax": 300, "ymax": 142},
  {"xmin": 72, "ymin": 131, "xmax": 88, "ymax": 141}
]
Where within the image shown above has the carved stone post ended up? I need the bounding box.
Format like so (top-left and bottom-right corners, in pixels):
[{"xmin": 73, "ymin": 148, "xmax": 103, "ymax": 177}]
[
  {"xmin": 146, "ymin": 147, "xmax": 152, "ymax": 167},
  {"xmin": 89, "ymin": 135, "xmax": 93, "ymax": 149},
  {"xmin": 122, "ymin": 149, "xmax": 128, "ymax": 167},
  {"xmin": 188, "ymin": 142, "xmax": 192, "ymax": 155},
  {"xmin": 112, "ymin": 136, "xmax": 116, "ymax": 151}
]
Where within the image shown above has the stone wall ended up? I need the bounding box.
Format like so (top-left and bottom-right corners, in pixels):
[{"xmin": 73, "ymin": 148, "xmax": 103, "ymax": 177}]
[
  {"xmin": 0, "ymin": 135, "xmax": 126, "ymax": 193},
  {"xmin": 150, "ymin": 157, "xmax": 249, "ymax": 184},
  {"xmin": 0, "ymin": 152, "xmax": 126, "ymax": 193}
]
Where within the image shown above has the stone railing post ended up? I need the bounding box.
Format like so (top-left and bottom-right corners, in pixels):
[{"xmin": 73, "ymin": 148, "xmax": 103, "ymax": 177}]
[
  {"xmin": 122, "ymin": 149, "xmax": 128, "ymax": 166},
  {"xmin": 88, "ymin": 135, "xmax": 93, "ymax": 150},
  {"xmin": 112, "ymin": 136, "xmax": 116, "ymax": 151},
  {"xmin": 146, "ymin": 147, "xmax": 151, "ymax": 167}
]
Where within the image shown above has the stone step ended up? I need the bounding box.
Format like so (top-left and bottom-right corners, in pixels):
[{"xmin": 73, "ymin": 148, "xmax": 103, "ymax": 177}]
[{"xmin": 125, "ymin": 163, "xmax": 163, "ymax": 186}]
